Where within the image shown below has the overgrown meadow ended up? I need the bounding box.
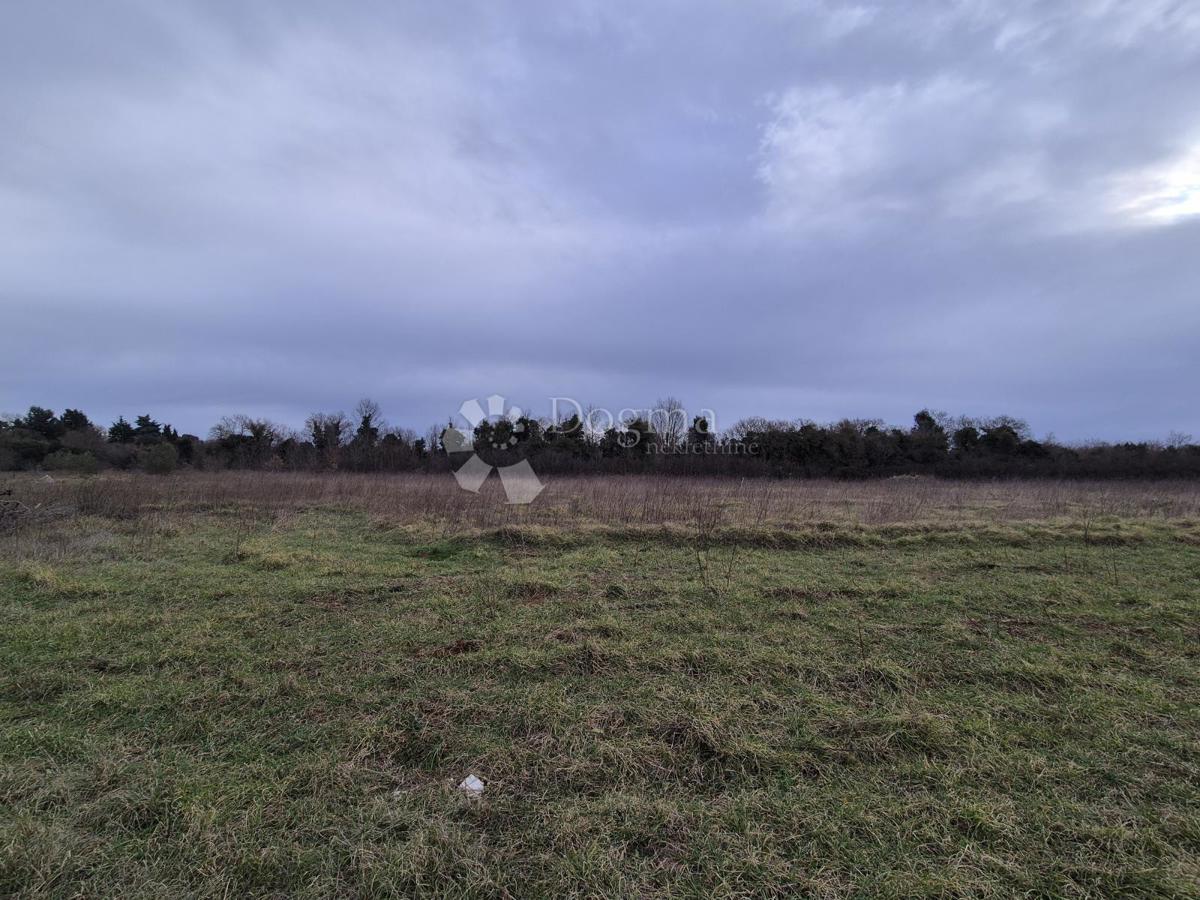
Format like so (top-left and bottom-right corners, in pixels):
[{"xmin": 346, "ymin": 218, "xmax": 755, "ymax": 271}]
[{"xmin": 2, "ymin": 474, "xmax": 1199, "ymax": 897}]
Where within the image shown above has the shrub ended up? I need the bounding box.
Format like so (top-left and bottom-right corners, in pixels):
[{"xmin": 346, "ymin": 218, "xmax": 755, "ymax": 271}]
[
  {"xmin": 143, "ymin": 443, "xmax": 178, "ymax": 475},
  {"xmin": 42, "ymin": 450, "xmax": 100, "ymax": 475}
]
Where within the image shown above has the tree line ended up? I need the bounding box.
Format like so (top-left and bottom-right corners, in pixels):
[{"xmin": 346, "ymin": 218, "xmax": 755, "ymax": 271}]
[{"xmin": 2, "ymin": 399, "xmax": 1198, "ymax": 479}]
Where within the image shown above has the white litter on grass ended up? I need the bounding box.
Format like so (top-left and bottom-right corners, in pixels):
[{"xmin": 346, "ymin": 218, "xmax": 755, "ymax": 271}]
[{"xmin": 458, "ymin": 774, "xmax": 485, "ymax": 796}]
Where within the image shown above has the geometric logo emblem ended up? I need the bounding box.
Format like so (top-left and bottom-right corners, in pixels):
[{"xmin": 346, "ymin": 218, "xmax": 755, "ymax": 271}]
[{"xmin": 441, "ymin": 394, "xmax": 546, "ymax": 504}]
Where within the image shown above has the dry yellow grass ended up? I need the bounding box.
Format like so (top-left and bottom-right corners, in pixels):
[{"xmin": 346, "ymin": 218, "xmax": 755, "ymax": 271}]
[{"xmin": 6, "ymin": 470, "xmax": 1200, "ymax": 533}]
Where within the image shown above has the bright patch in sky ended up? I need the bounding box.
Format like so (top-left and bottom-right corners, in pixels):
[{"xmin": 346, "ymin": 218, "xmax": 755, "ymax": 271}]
[{"xmin": 1114, "ymin": 144, "xmax": 1200, "ymax": 226}]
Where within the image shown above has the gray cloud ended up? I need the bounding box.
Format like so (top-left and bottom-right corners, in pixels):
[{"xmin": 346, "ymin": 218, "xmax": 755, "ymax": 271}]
[{"xmin": 2, "ymin": 0, "xmax": 1197, "ymax": 441}]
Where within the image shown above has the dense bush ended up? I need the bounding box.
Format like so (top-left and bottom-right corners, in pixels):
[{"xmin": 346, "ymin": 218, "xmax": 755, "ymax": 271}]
[
  {"xmin": 2, "ymin": 402, "xmax": 1198, "ymax": 480},
  {"xmin": 143, "ymin": 443, "xmax": 178, "ymax": 475},
  {"xmin": 42, "ymin": 450, "xmax": 100, "ymax": 475}
]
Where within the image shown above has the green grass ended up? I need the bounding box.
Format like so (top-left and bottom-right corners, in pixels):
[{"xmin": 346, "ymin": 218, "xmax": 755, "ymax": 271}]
[{"xmin": 2, "ymin": 503, "xmax": 1199, "ymax": 897}]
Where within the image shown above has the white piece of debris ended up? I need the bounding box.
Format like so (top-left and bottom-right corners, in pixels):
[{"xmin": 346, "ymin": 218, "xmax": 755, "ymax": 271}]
[{"xmin": 458, "ymin": 774, "xmax": 485, "ymax": 796}]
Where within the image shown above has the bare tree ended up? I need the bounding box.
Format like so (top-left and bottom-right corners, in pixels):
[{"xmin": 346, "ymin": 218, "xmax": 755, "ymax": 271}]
[
  {"xmin": 211, "ymin": 414, "xmax": 282, "ymax": 444},
  {"xmin": 355, "ymin": 397, "xmax": 382, "ymax": 426},
  {"xmin": 649, "ymin": 396, "xmax": 686, "ymax": 452},
  {"xmin": 208, "ymin": 415, "xmax": 283, "ymax": 467}
]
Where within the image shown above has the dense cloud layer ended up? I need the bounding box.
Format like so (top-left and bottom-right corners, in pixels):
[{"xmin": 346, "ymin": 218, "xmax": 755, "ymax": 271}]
[{"xmin": 3, "ymin": 0, "xmax": 1198, "ymax": 440}]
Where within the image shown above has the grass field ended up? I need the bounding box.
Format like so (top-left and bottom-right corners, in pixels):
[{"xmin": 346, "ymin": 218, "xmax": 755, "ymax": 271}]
[{"xmin": 2, "ymin": 473, "xmax": 1199, "ymax": 897}]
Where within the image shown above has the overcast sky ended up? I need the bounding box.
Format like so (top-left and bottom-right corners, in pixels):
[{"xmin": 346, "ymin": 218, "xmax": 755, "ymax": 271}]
[{"xmin": 3, "ymin": 1, "xmax": 1198, "ymax": 441}]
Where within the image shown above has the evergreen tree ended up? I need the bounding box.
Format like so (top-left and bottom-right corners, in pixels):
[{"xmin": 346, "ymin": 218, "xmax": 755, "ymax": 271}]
[
  {"xmin": 60, "ymin": 409, "xmax": 92, "ymax": 431},
  {"xmin": 108, "ymin": 416, "xmax": 135, "ymax": 443},
  {"xmin": 909, "ymin": 409, "xmax": 949, "ymax": 464},
  {"xmin": 134, "ymin": 414, "xmax": 162, "ymax": 445},
  {"xmin": 23, "ymin": 406, "xmax": 63, "ymax": 440},
  {"xmin": 688, "ymin": 416, "xmax": 715, "ymax": 449}
]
